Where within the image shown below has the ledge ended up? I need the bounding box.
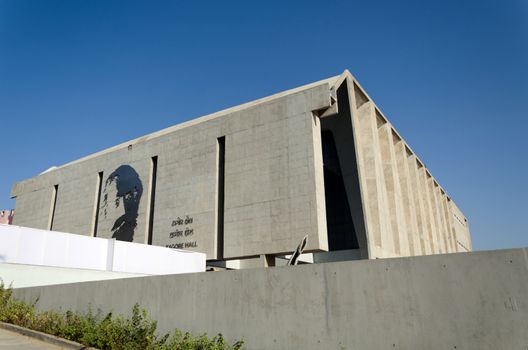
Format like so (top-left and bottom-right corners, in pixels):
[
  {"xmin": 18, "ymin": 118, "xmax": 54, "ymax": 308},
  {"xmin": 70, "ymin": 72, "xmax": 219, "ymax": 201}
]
[{"xmin": 0, "ymin": 321, "xmax": 98, "ymax": 350}]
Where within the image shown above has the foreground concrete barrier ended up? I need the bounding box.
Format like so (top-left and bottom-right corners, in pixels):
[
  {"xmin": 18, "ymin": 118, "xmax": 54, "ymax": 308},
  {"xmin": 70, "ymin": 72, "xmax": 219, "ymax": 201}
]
[{"xmin": 13, "ymin": 248, "xmax": 528, "ymax": 349}]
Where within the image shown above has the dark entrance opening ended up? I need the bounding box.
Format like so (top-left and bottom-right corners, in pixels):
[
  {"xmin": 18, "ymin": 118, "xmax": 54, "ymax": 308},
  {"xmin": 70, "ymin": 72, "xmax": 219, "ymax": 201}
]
[
  {"xmin": 317, "ymin": 79, "xmax": 368, "ymax": 257},
  {"xmin": 321, "ymin": 130, "xmax": 359, "ymax": 250}
]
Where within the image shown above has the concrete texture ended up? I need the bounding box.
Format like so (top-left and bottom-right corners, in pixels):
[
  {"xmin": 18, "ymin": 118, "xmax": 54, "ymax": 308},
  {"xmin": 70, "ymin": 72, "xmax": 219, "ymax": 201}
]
[
  {"xmin": 0, "ymin": 322, "xmax": 93, "ymax": 350},
  {"xmin": 344, "ymin": 77, "xmax": 471, "ymax": 257},
  {"xmin": 11, "ymin": 70, "xmax": 471, "ymax": 262},
  {"xmin": 13, "ymin": 248, "xmax": 528, "ymax": 350},
  {"xmin": 0, "ymin": 328, "xmax": 61, "ymax": 350}
]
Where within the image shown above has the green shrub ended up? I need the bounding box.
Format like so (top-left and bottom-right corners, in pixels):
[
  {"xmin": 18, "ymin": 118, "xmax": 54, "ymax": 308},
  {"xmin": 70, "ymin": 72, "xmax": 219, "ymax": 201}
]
[{"xmin": 0, "ymin": 281, "xmax": 244, "ymax": 350}]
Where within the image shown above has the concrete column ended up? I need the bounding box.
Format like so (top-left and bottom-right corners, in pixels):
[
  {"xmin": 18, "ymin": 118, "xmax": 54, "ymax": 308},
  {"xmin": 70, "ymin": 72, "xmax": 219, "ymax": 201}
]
[
  {"xmin": 355, "ymin": 102, "xmax": 394, "ymax": 257},
  {"xmin": 417, "ymin": 168, "xmax": 437, "ymax": 254},
  {"xmin": 394, "ymin": 142, "xmax": 420, "ymax": 256},
  {"xmin": 346, "ymin": 77, "xmax": 374, "ymax": 259},
  {"xmin": 441, "ymin": 195, "xmax": 456, "ymax": 252},
  {"xmin": 444, "ymin": 198, "xmax": 459, "ymax": 252},
  {"xmin": 310, "ymin": 113, "xmax": 329, "ymax": 251},
  {"xmin": 426, "ymin": 176, "xmax": 443, "ymax": 253},
  {"xmin": 325, "ymin": 78, "xmax": 370, "ymax": 258},
  {"xmin": 433, "ymin": 185, "xmax": 450, "ymax": 253},
  {"xmin": 408, "ymin": 157, "xmax": 430, "ymax": 255},
  {"xmin": 377, "ymin": 122, "xmax": 409, "ymax": 256}
]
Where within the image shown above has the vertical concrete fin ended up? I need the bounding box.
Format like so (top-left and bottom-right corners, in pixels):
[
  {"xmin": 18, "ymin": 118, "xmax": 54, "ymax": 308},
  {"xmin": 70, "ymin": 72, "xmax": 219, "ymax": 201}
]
[
  {"xmin": 433, "ymin": 184, "xmax": 450, "ymax": 253},
  {"xmin": 389, "ymin": 131, "xmax": 409, "ymax": 257},
  {"xmin": 311, "ymin": 113, "xmax": 329, "ymax": 251},
  {"xmin": 390, "ymin": 131, "xmax": 411, "ymax": 256},
  {"xmin": 332, "ymin": 75, "xmax": 370, "ymax": 258},
  {"xmin": 354, "ymin": 101, "xmax": 395, "ymax": 257},
  {"xmin": 425, "ymin": 175, "xmax": 442, "ymax": 253},
  {"xmin": 395, "ymin": 143, "xmax": 420, "ymax": 256},
  {"xmin": 346, "ymin": 77, "xmax": 373, "ymax": 258},
  {"xmin": 440, "ymin": 194, "xmax": 455, "ymax": 252},
  {"xmin": 408, "ymin": 156, "xmax": 429, "ymax": 254},
  {"xmin": 446, "ymin": 198, "xmax": 460, "ymax": 252},
  {"xmin": 377, "ymin": 122, "xmax": 409, "ymax": 256},
  {"xmin": 417, "ymin": 167, "xmax": 435, "ymax": 253}
]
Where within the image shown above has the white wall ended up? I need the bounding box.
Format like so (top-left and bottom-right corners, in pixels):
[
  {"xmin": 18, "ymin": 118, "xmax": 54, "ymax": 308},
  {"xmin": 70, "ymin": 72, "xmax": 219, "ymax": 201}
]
[
  {"xmin": 0, "ymin": 263, "xmax": 147, "ymax": 289},
  {"xmin": 0, "ymin": 224, "xmax": 205, "ymax": 275}
]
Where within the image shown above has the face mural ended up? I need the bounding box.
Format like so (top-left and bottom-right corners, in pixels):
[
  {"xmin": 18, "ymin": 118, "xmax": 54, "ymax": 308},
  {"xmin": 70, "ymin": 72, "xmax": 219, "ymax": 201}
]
[{"xmin": 101, "ymin": 165, "xmax": 143, "ymax": 242}]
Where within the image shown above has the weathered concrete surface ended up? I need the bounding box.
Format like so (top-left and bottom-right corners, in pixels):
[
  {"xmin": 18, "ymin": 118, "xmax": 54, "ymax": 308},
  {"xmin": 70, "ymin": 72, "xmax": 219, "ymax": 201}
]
[
  {"xmin": 11, "ymin": 77, "xmax": 336, "ymax": 260},
  {"xmin": 14, "ymin": 248, "xmax": 528, "ymax": 350},
  {"xmin": 0, "ymin": 328, "xmax": 61, "ymax": 350},
  {"xmin": 346, "ymin": 77, "xmax": 471, "ymax": 258},
  {"xmin": 0, "ymin": 322, "xmax": 95, "ymax": 350}
]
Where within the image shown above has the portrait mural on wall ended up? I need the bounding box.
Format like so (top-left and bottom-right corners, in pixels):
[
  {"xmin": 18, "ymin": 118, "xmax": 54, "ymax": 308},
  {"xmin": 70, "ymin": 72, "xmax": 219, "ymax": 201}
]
[{"xmin": 101, "ymin": 165, "xmax": 143, "ymax": 242}]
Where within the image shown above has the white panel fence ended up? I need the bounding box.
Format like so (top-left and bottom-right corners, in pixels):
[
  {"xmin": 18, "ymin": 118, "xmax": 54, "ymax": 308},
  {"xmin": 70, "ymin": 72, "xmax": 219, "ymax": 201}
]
[{"xmin": 0, "ymin": 224, "xmax": 205, "ymax": 275}]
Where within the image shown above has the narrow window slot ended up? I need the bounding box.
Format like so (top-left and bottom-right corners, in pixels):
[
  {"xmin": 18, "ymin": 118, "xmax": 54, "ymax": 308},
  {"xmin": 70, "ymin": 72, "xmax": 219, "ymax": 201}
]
[
  {"xmin": 92, "ymin": 172, "xmax": 103, "ymax": 236},
  {"xmin": 48, "ymin": 184, "xmax": 58, "ymax": 230},
  {"xmin": 146, "ymin": 156, "xmax": 158, "ymax": 245},
  {"xmin": 216, "ymin": 137, "xmax": 225, "ymax": 259}
]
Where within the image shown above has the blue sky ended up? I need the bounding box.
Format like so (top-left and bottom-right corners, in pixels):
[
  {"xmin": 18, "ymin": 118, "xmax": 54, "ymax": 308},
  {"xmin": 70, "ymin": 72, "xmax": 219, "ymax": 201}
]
[{"xmin": 0, "ymin": 0, "xmax": 526, "ymax": 251}]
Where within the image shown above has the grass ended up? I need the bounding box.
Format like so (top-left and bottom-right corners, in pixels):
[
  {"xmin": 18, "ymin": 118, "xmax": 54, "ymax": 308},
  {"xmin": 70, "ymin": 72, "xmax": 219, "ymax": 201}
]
[{"xmin": 0, "ymin": 281, "xmax": 244, "ymax": 350}]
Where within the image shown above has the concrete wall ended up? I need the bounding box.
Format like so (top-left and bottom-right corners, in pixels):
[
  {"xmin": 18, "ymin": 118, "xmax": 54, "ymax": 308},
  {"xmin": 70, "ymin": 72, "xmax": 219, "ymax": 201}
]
[
  {"xmin": 12, "ymin": 186, "xmax": 54, "ymax": 230},
  {"xmin": 11, "ymin": 79, "xmax": 335, "ymax": 260},
  {"xmin": 13, "ymin": 248, "xmax": 528, "ymax": 349}
]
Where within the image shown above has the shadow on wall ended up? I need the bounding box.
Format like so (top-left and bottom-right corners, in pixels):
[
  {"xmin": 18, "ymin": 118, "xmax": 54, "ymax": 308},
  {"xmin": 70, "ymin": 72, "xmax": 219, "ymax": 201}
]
[{"xmin": 102, "ymin": 165, "xmax": 143, "ymax": 242}]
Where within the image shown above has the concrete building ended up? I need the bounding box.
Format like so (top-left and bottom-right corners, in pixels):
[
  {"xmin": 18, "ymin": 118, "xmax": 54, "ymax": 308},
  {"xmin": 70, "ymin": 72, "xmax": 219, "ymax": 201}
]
[{"xmin": 10, "ymin": 70, "xmax": 471, "ymax": 265}]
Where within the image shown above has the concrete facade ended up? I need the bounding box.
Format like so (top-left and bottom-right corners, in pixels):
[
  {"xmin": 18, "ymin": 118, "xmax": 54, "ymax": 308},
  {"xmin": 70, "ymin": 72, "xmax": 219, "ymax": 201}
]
[
  {"xmin": 11, "ymin": 71, "xmax": 471, "ymax": 262},
  {"xmin": 13, "ymin": 248, "xmax": 528, "ymax": 349}
]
